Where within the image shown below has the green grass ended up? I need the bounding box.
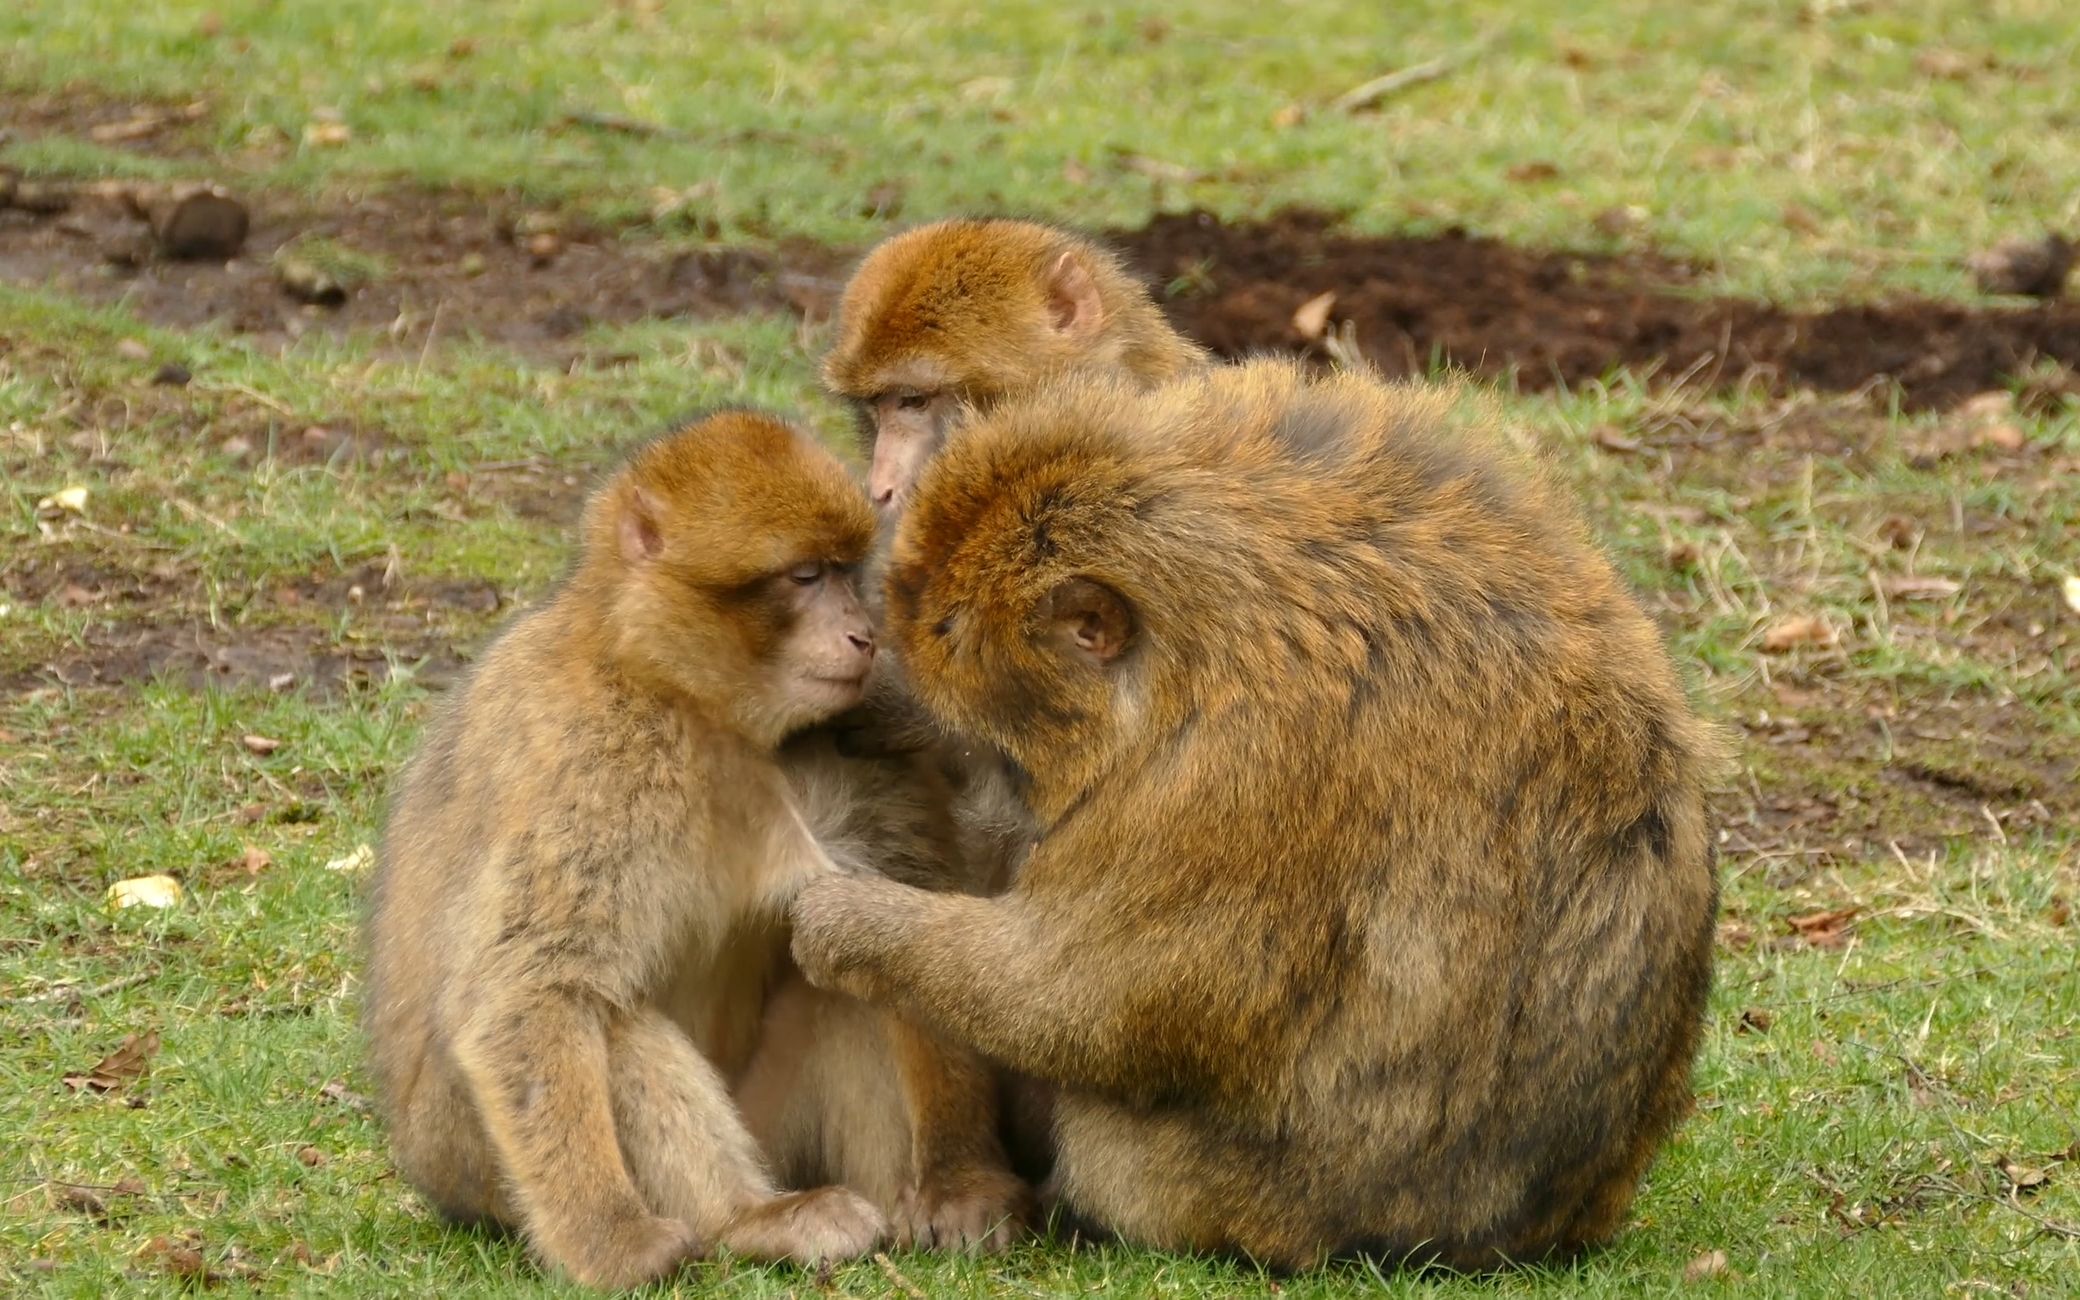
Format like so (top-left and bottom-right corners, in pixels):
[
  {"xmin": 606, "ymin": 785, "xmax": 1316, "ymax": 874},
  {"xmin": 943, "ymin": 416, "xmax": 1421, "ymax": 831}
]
[
  {"xmin": 6, "ymin": 0, "xmax": 2080, "ymax": 300},
  {"xmin": 4, "ymin": 1, "xmax": 2079, "ymax": 1295}
]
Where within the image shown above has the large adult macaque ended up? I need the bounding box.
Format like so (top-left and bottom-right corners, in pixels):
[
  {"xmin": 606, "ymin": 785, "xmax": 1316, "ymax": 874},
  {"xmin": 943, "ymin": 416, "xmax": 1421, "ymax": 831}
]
[
  {"xmin": 823, "ymin": 218, "xmax": 1209, "ymax": 512},
  {"xmin": 363, "ymin": 412, "xmax": 1025, "ymax": 1291},
  {"xmin": 789, "ymin": 361, "xmax": 1721, "ymax": 1270}
]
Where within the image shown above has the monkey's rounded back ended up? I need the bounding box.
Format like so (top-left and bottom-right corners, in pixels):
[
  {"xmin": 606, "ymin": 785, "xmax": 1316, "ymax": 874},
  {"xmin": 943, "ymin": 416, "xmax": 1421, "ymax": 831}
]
[{"xmin": 888, "ymin": 358, "xmax": 1719, "ymax": 1269}]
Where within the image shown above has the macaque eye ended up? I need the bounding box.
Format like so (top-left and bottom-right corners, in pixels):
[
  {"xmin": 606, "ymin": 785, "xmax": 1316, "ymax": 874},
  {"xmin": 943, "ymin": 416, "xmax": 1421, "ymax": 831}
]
[
  {"xmin": 897, "ymin": 392, "xmax": 933, "ymax": 411},
  {"xmin": 788, "ymin": 562, "xmax": 826, "ymax": 586}
]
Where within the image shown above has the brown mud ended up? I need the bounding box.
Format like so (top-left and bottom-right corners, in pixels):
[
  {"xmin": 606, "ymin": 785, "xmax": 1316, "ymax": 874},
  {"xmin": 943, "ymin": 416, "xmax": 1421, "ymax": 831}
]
[
  {"xmin": 1117, "ymin": 211, "xmax": 2080, "ymax": 411},
  {"xmin": 4, "ymin": 108, "xmax": 2078, "ymax": 405}
]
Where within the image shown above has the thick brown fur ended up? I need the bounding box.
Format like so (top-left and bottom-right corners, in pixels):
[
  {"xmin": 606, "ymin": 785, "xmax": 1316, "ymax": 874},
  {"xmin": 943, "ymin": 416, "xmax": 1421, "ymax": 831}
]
[
  {"xmin": 363, "ymin": 412, "xmax": 1025, "ymax": 1291},
  {"xmin": 822, "ymin": 218, "xmax": 1209, "ymax": 514},
  {"xmin": 789, "ymin": 360, "xmax": 1721, "ymax": 1271},
  {"xmin": 824, "ymin": 217, "xmax": 1208, "ymax": 414}
]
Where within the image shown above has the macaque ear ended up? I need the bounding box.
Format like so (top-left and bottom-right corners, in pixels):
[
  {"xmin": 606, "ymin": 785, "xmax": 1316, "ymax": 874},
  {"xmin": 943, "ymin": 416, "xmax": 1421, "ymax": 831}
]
[
  {"xmin": 1046, "ymin": 577, "xmax": 1134, "ymax": 666},
  {"xmin": 1043, "ymin": 250, "xmax": 1104, "ymax": 338},
  {"xmin": 618, "ymin": 486, "xmax": 665, "ymax": 564}
]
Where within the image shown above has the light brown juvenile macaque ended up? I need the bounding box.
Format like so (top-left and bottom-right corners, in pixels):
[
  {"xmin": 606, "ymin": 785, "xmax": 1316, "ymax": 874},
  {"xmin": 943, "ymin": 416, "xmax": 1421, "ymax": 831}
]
[
  {"xmin": 788, "ymin": 360, "xmax": 1722, "ymax": 1271},
  {"xmin": 362, "ymin": 412, "xmax": 1026, "ymax": 1291},
  {"xmin": 823, "ymin": 218, "xmax": 1209, "ymax": 513}
]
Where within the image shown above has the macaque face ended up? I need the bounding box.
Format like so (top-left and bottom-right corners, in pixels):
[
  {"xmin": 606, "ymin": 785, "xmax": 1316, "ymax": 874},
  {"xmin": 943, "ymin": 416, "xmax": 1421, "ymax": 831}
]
[
  {"xmin": 865, "ymin": 390, "xmax": 963, "ymax": 512},
  {"xmin": 775, "ymin": 560, "xmax": 875, "ymax": 717}
]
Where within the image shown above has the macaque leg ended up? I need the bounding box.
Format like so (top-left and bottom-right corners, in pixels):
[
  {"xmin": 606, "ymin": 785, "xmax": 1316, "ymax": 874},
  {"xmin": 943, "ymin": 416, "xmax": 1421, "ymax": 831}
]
[
  {"xmin": 885, "ymin": 1015, "xmax": 1034, "ymax": 1250},
  {"xmin": 384, "ymin": 1046, "xmax": 514, "ymax": 1228},
  {"xmin": 607, "ymin": 1004, "xmax": 887, "ymax": 1266},
  {"xmin": 738, "ymin": 977, "xmax": 1030, "ymax": 1251},
  {"xmin": 453, "ymin": 993, "xmax": 697, "ymax": 1290}
]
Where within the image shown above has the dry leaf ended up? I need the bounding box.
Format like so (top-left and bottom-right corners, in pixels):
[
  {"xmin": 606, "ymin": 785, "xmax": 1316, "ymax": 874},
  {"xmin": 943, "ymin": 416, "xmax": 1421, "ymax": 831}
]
[
  {"xmin": 318, "ymin": 1079, "xmax": 371, "ymax": 1111},
  {"xmin": 325, "ymin": 844, "xmax": 375, "ymax": 874},
  {"xmin": 240, "ymin": 734, "xmax": 283, "ymax": 756},
  {"xmin": 63, "ymin": 1030, "xmax": 161, "ymax": 1094},
  {"xmin": 239, "ymin": 845, "xmax": 273, "ymax": 876},
  {"xmin": 1715, "ymin": 920, "xmax": 1755, "ymax": 951},
  {"xmin": 1291, "ymin": 290, "xmax": 1337, "ymax": 341},
  {"xmin": 1117, "ymin": 153, "xmax": 1199, "ymax": 183},
  {"xmin": 107, "ymin": 875, "xmax": 184, "ymax": 910},
  {"xmin": 141, "ymin": 1234, "xmax": 223, "ymax": 1284},
  {"xmin": 1592, "ymin": 205, "xmax": 1647, "ymax": 237},
  {"xmin": 1956, "ymin": 390, "xmax": 2014, "ymax": 421},
  {"xmin": 1914, "ymin": 48, "xmax": 1972, "ymax": 81},
  {"xmin": 296, "ymin": 1145, "xmax": 328, "ymax": 1167},
  {"xmin": 1787, "ymin": 905, "xmax": 1860, "ymax": 948},
  {"xmin": 1998, "ymin": 1158, "xmax": 2050, "ymax": 1193},
  {"xmin": 1506, "ymin": 161, "xmax": 1560, "ymax": 184},
  {"xmin": 36, "ymin": 485, "xmax": 90, "ymax": 515},
  {"xmin": 1880, "ymin": 576, "xmax": 1962, "ymax": 601},
  {"xmin": 1968, "ymin": 233, "xmax": 2074, "ymax": 299},
  {"xmin": 1760, "ymin": 615, "xmax": 1838, "ymax": 653},
  {"xmin": 1737, "ymin": 1008, "xmax": 1774, "ymax": 1034},
  {"xmin": 1682, "ymin": 1248, "xmax": 1731, "ymax": 1281},
  {"xmin": 1972, "ymin": 423, "xmax": 2027, "ymax": 452},
  {"xmin": 1877, "ymin": 516, "xmax": 1918, "ymax": 549},
  {"xmin": 303, "ymin": 121, "xmax": 352, "ymax": 148},
  {"xmin": 2063, "ymin": 574, "xmax": 2080, "ymax": 615}
]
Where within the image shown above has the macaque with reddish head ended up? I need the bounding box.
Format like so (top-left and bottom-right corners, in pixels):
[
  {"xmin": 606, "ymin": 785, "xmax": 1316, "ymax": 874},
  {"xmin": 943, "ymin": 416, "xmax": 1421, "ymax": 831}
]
[{"xmin": 823, "ymin": 218, "xmax": 1208, "ymax": 512}]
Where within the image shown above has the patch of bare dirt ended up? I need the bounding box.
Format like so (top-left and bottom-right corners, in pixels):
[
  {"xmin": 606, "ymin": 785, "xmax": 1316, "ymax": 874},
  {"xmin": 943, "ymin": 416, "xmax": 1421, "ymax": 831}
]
[
  {"xmin": 1714, "ymin": 684, "xmax": 2078, "ymax": 871},
  {"xmin": 0, "ymin": 556, "xmax": 500, "ymax": 697},
  {"xmin": 1114, "ymin": 211, "xmax": 2080, "ymax": 411},
  {"xmin": 0, "ymin": 188, "xmax": 825, "ymax": 357},
  {"xmin": 7, "ymin": 88, "xmax": 2080, "ymax": 403}
]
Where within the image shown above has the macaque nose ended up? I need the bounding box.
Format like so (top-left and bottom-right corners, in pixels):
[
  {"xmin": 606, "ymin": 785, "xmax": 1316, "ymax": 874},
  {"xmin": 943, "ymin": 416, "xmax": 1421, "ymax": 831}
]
[
  {"xmin": 871, "ymin": 485, "xmax": 897, "ymax": 508},
  {"xmin": 847, "ymin": 629, "xmax": 875, "ymax": 656}
]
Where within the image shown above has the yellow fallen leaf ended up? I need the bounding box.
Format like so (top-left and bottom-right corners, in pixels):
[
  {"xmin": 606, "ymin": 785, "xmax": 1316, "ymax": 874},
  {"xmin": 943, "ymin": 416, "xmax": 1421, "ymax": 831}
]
[
  {"xmin": 1682, "ymin": 1248, "xmax": 1732, "ymax": 1281},
  {"xmin": 2064, "ymin": 574, "xmax": 2080, "ymax": 615},
  {"xmin": 107, "ymin": 875, "xmax": 184, "ymax": 910},
  {"xmin": 37, "ymin": 485, "xmax": 89, "ymax": 514},
  {"xmin": 324, "ymin": 844, "xmax": 375, "ymax": 874},
  {"xmin": 1759, "ymin": 615, "xmax": 1838, "ymax": 654},
  {"xmin": 1291, "ymin": 290, "xmax": 1337, "ymax": 342}
]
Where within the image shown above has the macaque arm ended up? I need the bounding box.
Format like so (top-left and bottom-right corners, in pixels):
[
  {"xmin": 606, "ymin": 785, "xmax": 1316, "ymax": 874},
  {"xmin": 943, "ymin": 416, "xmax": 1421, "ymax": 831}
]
[{"xmin": 791, "ymin": 875, "xmax": 1223, "ymax": 1098}]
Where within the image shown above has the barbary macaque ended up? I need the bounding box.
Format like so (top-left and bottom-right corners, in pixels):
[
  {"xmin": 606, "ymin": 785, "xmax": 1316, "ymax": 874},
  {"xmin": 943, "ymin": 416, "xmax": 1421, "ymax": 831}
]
[
  {"xmin": 790, "ymin": 360, "xmax": 1721, "ymax": 1270},
  {"xmin": 363, "ymin": 411, "xmax": 1025, "ymax": 1290}
]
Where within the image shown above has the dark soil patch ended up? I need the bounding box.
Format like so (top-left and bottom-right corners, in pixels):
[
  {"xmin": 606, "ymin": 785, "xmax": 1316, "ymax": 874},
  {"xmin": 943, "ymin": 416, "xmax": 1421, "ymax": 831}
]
[
  {"xmin": 7, "ymin": 87, "xmax": 2080, "ymax": 403},
  {"xmin": 1114, "ymin": 211, "xmax": 2080, "ymax": 411},
  {"xmin": 1716, "ymin": 685, "xmax": 2080, "ymax": 870},
  {"xmin": 0, "ymin": 617, "xmax": 465, "ymax": 697},
  {"xmin": 0, "ymin": 189, "xmax": 829, "ymax": 357},
  {"xmin": 0, "ymin": 555, "xmax": 498, "ymax": 698}
]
